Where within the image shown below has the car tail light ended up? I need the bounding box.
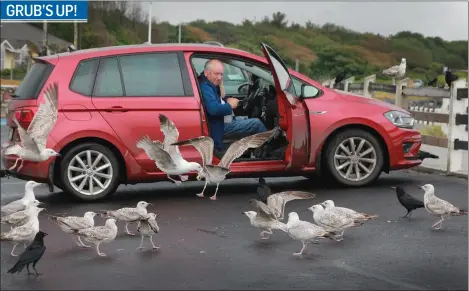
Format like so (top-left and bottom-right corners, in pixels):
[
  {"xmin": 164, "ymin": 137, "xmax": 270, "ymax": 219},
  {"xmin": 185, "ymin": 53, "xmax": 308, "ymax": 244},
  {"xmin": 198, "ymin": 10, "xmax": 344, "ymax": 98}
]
[{"xmin": 14, "ymin": 108, "xmax": 37, "ymax": 130}]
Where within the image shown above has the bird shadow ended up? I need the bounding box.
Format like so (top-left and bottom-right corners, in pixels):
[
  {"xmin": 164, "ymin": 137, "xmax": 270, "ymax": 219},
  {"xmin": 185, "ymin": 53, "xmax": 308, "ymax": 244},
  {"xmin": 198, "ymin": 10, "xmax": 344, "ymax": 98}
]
[{"xmin": 248, "ymin": 238, "xmax": 285, "ymax": 250}]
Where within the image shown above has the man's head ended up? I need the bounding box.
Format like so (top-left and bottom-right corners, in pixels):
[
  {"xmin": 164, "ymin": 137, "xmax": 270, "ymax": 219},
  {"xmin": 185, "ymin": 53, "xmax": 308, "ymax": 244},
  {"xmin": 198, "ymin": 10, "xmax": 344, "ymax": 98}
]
[{"xmin": 204, "ymin": 59, "xmax": 224, "ymax": 86}]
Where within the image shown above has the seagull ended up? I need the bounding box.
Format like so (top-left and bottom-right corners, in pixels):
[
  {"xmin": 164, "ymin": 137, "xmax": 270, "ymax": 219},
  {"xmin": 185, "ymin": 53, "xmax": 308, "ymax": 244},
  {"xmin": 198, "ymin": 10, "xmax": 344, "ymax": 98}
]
[
  {"xmin": 286, "ymin": 212, "xmax": 334, "ymax": 256},
  {"xmin": 2, "ymin": 82, "xmax": 61, "ymax": 172},
  {"xmin": 1, "ymin": 200, "xmax": 43, "ymax": 229},
  {"xmin": 136, "ymin": 213, "xmax": 160, "ymax": 250},
  {"xmin": 101, "ymin": 201, "xmax": 151, "ymax": 235},
  {"xmin": 320, "ymin": 200, "xmax": 378, "ymax": 222},
  {"xmin": 382, "ymin": 58, "xmax": 406, "ymax": 84},
  {"xmin": 242, "ymin": 207, "xmax": 288, "ymax": 240},
  {"xmin": 136, "ymin": 114, "xmax": 203, "ymax": 185},
  {"xmin": 1, "ymin": 207, "xmax": 45, "ymax": 256},
  {"xmin": 71, "ymin": 218, "xmax": 118, "ymax": 257},
  {"xmin": 171, "ymin": 128, "xmax": 278, "ymax": 200},
  {"xmin": 307, "ymin": 204, "xmax": 362, "ymax": 241},
  {"xmin": 391, "ymin": 186, "xmax": 424, "ymax": 219},
  {"xmin": 1, "ymin": 181, "xmax": 42, "ymax": 215},
  {"xmin": 48, "ymin": 211, "xmax": 97, "ymax": 247},
  {"xmin": 257, "ymin": 190, "xmax": 316, "ymax": 221},
  {"xmin": 419, "ymin": 184, "xmax": 468, "ymax": 229}
]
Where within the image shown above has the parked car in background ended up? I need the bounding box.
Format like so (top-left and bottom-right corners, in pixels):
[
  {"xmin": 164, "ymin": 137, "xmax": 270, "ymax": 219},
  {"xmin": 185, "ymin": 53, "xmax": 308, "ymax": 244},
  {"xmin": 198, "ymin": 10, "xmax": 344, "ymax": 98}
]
[{"xmin": 3, "ymin": 42, "xmax": 422, "ymax": 201}]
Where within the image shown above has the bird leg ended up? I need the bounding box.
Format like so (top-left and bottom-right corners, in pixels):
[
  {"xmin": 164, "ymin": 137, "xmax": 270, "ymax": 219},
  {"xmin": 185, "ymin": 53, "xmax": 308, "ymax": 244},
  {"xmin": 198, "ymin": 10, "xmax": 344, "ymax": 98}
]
[
  {"xmin": 32, "ymin": 263, "xmax": 41, "ymax": 276},
  {"xmin": 26, "ymin": 264, "xmax": 32, "ymax": 276},
  {"xmin": 24, "ymin": 243, "xmax": 27, "ymax": 248},
  {"xmin": 16, "ymin": 159, "xmax": 25, "ymax": 172},
  {"xmin": 209, "ymin": 183, "xmax": 220, "ymax": 201},
  {"xmin": 167, "ymin": 175, "xmax": 182, "ymax": 186},
  {"xmin": 76, "ymin": 235, "xmax": 90, "ymax": 248},
  {"xmin": 293, "ymin": 242, "xmax": 307, "ymax": 256},
  {"xmin": 8, "ymin": 158, "xmax": 20, "ymax": 171},
  {"xmin": 137, "ymin": 235, "xmax": 145, "ymax": 250},
  {"xmin": 149, "ymin": 236, "xmax": 159, "ymax": 250},
  {"xmin": 401, "ymin": 209, "xmax": 412, "ymax": 218},
  {"xmin": 178, "ymin": 175, "xmax": 189, "ymax": 182},
  {"xmin": 432, "ymin": 217, "xmax": 445, "ymax": 229},
  {"xmin": 96, "ymin": 243, "xmax": 106, "ymax": 256},
  {"xmin": 124, "ymin": 222, "xmax": 135, "ymax": 236},
  {"xmin": 196, "ymin": 179, "xmax": 208, "ymax": 197},
  {"xmin": 10, "ymin": 243, "xmax": 19, "ymax": 256},
  {"xmin": 260, "ymin": 230, "xmax": 273, "ymax": 240}
]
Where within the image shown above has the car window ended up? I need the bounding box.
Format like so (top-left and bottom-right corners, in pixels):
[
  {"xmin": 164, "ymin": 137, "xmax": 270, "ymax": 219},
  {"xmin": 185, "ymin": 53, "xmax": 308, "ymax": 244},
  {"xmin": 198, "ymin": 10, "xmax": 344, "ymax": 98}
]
[
  {"xmin": 93, "ymin": 57, "xmax": 124, "ymax": 97},
  {"xmin": 70, "ymin": 59, "xmax": 98, "ymax": 96},
  {"xmin": 118, "ymin": 53, "xmax": 185, "ymax": 96},
  {"xmin": 292, "ymin": 77, "xmax": 321, "ymax": 98},
  {"xmin": 12, "ymin": 61, "xmax": 54, "ymax": 100},
  {"xmin": 192, "ymin": 57, "xmax": 247, "ymax": 83}
]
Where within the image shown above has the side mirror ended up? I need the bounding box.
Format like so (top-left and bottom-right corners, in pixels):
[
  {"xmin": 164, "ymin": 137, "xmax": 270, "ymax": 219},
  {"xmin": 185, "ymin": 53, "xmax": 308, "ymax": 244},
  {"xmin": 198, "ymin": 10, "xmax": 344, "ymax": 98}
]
[{"xmin": 301, "ymin": 84, "xmax": 319, "ymax": 98}]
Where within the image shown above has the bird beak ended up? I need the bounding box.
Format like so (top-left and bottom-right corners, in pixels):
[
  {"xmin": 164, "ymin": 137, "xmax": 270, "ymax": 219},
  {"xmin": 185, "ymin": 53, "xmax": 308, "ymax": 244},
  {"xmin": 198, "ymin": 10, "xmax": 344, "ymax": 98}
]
[
  {"xmin": 418, "ymin": 186, "xmax": 424, "ymax": 190},
  {"xmin": 148, "ymin": 203, "xmax": 152, "ymax": 206},
  {"xmin": 389, "ymin": 187, "xmax": 396, "ymax": 190}
]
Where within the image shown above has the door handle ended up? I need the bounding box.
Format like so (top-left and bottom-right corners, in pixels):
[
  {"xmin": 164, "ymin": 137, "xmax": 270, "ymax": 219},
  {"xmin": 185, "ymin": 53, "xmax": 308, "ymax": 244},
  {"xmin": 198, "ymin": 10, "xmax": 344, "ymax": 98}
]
[{"xmin": 104, "ymin": 106, "xmax": 128, "ymax": 113}]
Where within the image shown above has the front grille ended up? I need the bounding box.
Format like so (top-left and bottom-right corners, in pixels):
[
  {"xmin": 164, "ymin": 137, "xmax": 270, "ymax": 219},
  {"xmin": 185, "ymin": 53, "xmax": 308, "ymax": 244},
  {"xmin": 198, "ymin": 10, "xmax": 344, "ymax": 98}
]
[{"xmin": 402, "ymin": 142, "xmax": 413, "ymax": 154}]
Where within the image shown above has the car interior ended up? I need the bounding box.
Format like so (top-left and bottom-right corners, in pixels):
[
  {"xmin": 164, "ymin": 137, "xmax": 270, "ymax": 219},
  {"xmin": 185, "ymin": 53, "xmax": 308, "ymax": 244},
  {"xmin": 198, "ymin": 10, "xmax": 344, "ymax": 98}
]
[{"xmin": 190, "ymin": 54, "xmax": 290, "ymax": 161}]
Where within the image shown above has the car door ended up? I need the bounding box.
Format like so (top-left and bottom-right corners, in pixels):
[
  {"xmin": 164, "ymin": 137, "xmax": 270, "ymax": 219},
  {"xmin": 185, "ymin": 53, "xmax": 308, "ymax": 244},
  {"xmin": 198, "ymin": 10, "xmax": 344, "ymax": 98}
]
[
  {"xmin": 260, "ymin": 43, "xmax": 310, "ymax": 169},
  {"xmin": 90, "ymin": 51, "xmax": 203, "ymax": 173}
]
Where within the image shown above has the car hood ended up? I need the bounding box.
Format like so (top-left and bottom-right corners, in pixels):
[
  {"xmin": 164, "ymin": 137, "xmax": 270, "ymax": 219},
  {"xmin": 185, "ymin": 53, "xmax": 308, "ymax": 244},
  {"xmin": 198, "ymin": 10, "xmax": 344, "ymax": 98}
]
[{"xmin": 336, "ymin": 91, "xmax": 408, "ymax": 113}]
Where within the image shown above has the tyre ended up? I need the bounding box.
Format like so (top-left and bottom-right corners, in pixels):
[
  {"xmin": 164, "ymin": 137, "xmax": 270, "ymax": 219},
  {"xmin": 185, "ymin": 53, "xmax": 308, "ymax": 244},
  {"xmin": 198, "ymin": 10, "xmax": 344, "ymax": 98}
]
[
  {"xmin": 59, "ymin": 142, "xmax": 121, "ymax": 201},
  {"xmin": 324, "ymin": 129, "xmax": 384, "ymax": 187}
]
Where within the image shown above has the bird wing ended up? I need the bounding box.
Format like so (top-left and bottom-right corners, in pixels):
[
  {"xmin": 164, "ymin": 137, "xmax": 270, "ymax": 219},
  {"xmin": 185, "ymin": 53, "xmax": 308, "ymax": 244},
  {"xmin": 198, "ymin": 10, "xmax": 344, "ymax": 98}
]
[
  {"xmin": 256, "ymin": 183, "xmax": 272, "ymax": 204},
  {"xmin": 1, "ymin": 225, "xmax": 36, "ymax": 241},
  {"xmin": 77, "ymin": 226, "xmax": 114, "ymax": 241},
  {"xmin": 114, "ymin": 208, "xmax": 146, "ymax": 221},
  {"xmin": 56, "ymin": 216, "xmax": 92, "ymax": 230},
  {"xmin": 136, "ymin": 135, "xmax": 178, "ymax": 170},
  {"xmin": 148, "ymin": 218, "xmax": 160, "ymax": 233},
  {"xmin": 218, "ymin": 129, "xmax": 275, "ymax": 168},
  {"xmin": 26, "ymin": 82, "xmax": 59, "ymax": 152},
  {"xmin": 267, "ymin": 191, "xmax": 316, "ymax": 220},
  {"xmin": 1, "ymin": 200, "xmax": 26, "ymax": 215},
  {"xmin": 382, "ymin": 65, "xmax": 399, "ymax": 75},
  {"xmin": 15, "ymin": 243, "xmax": 46, "ymax": 265},
  {"xmin": 317, "ymin": 211, "xmax": 353, "ymax": 230},
  {"xmin": 12, "ymin": 115, "xmax": 40, "ymax": 153},
  {"xmin": 171, "ymin": 136, "xmax": 214, "ymax": 167},
  {"xmin": 426, "ymin": 197, "xmax": 458, "ymax": 215},
  {"xmin": 158, "ymin": 114, "xmax": 183, "ymax": 161},
  {"xmin": 1, "ymin": 210, "xmax": 29, "ymax": 225},
  {"xmin": 249, "ymin": 199, "xmax": 276, "ymax": 219}
]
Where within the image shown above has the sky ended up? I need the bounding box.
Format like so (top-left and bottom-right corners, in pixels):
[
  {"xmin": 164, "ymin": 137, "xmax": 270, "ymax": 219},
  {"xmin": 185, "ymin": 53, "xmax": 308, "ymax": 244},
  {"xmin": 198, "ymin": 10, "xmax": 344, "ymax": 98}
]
[{"xmin": 145, "ymin": 1, "xmax": 468, "ymax": 41}]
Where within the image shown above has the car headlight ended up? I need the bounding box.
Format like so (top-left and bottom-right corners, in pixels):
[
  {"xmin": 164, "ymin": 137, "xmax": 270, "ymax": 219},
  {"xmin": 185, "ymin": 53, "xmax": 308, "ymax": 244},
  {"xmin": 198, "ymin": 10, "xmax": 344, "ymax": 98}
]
[{"xmin": 384, "ymin": 110, "xmax": 415, "ymax": 129}]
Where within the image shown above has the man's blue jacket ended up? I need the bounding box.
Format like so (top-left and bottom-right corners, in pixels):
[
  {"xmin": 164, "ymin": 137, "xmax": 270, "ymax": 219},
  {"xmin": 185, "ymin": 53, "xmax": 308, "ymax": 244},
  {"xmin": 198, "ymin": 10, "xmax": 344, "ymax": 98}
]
[{"xmin": 198, "ymin": 73, "xmax": 233, "ymax": 150}]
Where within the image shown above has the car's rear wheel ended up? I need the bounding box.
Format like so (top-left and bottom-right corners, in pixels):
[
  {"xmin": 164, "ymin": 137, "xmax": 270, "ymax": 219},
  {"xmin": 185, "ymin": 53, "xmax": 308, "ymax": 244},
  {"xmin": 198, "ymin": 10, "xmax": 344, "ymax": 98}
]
[
  {"xmin": 59, "ymin": 142, "xmax": 120, "ymax": 201},
  {"xmin": 324, "ymin": 129, "xmax": 384, "ymax": 187}
]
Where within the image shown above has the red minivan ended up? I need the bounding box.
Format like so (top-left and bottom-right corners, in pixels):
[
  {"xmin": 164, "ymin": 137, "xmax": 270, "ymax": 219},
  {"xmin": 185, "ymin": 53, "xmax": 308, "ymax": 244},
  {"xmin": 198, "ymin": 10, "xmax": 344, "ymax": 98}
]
[{"xmin": 3, "ymin": 42, "xmax": 422, "ymax": 201}]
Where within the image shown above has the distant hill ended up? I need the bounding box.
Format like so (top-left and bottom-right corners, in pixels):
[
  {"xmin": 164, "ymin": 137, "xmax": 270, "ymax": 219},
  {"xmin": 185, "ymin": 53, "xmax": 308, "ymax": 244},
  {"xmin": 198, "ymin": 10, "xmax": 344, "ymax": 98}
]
[{"xmin": 35, "ymin": 2, "xmax": 468, "ymax": 83}]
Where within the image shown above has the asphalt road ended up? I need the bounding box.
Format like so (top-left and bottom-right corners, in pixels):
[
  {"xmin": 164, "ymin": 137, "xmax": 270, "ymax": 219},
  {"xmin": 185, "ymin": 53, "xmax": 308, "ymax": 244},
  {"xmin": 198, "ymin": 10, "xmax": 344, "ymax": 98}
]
[{"xmin": 1, "ymin": 168, "xmax": 468, "ymax": 290}]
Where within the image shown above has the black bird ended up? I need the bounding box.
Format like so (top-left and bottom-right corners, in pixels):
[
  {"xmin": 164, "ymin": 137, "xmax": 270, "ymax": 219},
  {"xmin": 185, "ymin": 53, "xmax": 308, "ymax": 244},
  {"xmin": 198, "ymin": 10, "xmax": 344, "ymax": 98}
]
[
  {"xmin": 416, "ymin": 150, "xmax": 439, "ymax": 160},
  {"xmin": 391, "ymin": 186, "xmax": 425, "ymax": 219},
  {"xmin": 256, "ymin": 177, "xmax": 272, "ymax": 204},
  {"xmin": 334, "ymin": 70, "xmax": 347, "ymax": 84},
  {"xmin": 7, "ymin": 231, "xmax": 47, "ymax": 277},
  {"xmin": 445, "ymin": 69, "xmax": 458, "ymax": 88}
]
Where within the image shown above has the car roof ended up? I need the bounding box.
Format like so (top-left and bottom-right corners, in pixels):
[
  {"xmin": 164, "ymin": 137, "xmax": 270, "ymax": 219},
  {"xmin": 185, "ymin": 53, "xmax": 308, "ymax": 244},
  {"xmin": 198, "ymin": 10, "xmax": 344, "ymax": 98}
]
[{"xmin": 37, "ymin": 43, "xmax": 268, "ymax": 64}]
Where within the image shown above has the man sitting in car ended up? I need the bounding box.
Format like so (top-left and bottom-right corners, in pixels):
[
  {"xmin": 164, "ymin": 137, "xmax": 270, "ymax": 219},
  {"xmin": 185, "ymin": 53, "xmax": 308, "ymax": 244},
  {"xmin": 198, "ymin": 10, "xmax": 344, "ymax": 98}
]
[{"xmin": 198, "ymin": 59, "xmax": 268, "ymax": 156}]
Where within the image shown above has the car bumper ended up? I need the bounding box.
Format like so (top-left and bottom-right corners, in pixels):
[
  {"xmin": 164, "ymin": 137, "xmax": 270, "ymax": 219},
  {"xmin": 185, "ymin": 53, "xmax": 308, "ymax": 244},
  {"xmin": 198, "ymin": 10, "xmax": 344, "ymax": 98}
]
[{"xmin": 388, "ymin": 129, "xmax": 423, "ymax": 170}]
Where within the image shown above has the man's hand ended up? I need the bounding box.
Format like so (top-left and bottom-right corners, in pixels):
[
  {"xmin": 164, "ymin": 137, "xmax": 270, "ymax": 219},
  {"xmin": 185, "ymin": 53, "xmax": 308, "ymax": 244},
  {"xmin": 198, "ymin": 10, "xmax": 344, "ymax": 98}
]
[{"xmin": 226, "ymin": 97, "xmax": 239, "ymax": 109}]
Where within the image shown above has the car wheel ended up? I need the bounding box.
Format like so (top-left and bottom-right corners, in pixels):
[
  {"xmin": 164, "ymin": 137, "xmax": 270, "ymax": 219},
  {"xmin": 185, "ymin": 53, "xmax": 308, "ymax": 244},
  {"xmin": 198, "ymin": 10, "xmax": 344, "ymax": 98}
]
[
  {"xmin": 59, "ymin": 142, "xmax": 120, "ymax": 201},
  {"xmin": 325, "ymin": 129, "xmax": 384, "ymax": 187}
]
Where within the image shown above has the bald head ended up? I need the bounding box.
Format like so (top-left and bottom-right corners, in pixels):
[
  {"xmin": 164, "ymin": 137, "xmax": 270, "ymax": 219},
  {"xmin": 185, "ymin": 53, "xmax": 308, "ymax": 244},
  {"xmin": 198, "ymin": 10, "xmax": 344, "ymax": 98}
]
[{"xmin": 204, "ymin": 59, "xmax": 224, "ymax": 86}]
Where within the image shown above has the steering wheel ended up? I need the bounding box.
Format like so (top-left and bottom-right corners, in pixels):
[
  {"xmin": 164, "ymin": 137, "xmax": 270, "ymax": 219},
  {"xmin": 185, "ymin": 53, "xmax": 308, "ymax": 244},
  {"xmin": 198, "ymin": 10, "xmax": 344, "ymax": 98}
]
[{"xmin": 242, "ymin": 78, "xmax": 264, "ymax": 111}]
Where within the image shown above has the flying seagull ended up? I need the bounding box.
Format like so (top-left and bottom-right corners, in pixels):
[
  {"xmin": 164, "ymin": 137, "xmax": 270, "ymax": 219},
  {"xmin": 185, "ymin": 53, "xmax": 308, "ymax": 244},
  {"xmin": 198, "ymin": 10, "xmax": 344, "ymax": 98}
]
[
  {"xmin": 172, "ymin": 128, "xmax": 279, "ymax": 200},
  {"xmin": 2, "ymin": 82, "xmax": 61, "ymax": 172},
  {"xmin": 136, "ymin": 114, "xmax": 203, "ymax": 185},
  {"xmin": 419, "ymin": 184, "xmax": 468, "ymax": 230}
]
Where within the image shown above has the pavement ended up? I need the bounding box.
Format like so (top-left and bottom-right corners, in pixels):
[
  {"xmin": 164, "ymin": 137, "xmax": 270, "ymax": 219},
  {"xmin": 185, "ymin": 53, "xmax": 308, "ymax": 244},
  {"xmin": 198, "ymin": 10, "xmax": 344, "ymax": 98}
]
[{"xmin": 0, "ymin": 169, "xmax": 468, "ymax": 290}]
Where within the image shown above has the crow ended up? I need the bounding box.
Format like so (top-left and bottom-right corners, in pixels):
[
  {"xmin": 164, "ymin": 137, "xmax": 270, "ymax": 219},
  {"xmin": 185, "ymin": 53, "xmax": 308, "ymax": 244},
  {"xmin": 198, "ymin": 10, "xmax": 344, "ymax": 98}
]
[
  {"xmin": 391, "ymin": 186, "xmax": 424, "ymax": 219},
  {"xmin": 7, "ymin": 231, "xmax": 47, "ymax": 277},
  {"xmin": 256, "ymin": 177, "xmax": 272, "ymax": 204},
  {"xmin": 416, "ymin": 150, "xmax": 439, "ymax": 160},
  {"xmin": 445, "ymin": 69, "xmax": 458, "ymax": 88},
  {"xmin": 334, "ymin": 70, "xmax": 347, "ymax": 84}
]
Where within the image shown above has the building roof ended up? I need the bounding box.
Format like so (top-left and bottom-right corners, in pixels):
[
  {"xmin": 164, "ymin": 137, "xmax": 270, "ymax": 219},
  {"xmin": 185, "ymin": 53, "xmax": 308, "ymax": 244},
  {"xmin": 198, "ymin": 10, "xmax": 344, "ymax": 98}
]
[{"xmin": 0, "ymin": 23, "xmax": 70, "ymax": 50}]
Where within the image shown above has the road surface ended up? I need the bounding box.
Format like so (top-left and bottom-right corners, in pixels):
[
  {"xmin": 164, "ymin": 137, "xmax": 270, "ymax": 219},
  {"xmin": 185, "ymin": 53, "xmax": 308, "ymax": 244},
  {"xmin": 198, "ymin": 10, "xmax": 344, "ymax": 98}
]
[{"xmin": 1, "ymin": 169, "xmax": 467, "ymax": 290}]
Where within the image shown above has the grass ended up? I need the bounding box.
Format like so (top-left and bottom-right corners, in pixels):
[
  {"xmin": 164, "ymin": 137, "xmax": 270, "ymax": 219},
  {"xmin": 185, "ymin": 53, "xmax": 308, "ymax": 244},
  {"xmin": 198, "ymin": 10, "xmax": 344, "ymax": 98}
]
[{"xmin": 418, "ymin": 124, "xmax": 447, "ymax": 138}]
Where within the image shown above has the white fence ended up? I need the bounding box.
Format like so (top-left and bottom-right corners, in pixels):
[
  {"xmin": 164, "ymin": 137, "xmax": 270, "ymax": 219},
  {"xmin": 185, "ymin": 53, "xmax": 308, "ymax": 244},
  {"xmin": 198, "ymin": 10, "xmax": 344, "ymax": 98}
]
[{"xmin": 322, "ymin": 75, "xmax": 468, "ymax": 176}]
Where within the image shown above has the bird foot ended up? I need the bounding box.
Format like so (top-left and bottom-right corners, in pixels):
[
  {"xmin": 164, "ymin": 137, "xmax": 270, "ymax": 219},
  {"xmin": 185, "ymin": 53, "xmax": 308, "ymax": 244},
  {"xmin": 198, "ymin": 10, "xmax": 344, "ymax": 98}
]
[
  {"xmin": 179, "ymin": 175, "xmax": 189, "ymax": 182},
  {"xmin": 126, "ymin": 232, "xmax": 136, "ymax": 236},
  {"xmin": 152, "ymin": 246, "xmax": 160, "ymax": 250},
  {"xmin": 80, "ymin": 244, "xmax": 91, "ymax": 248},
  {"xmin": 196, "ymin": 193, "xmax": 204, "ymax": 197},
  {"xmin": 174, "ymin": 180, "xmax": 182, "ymax": 186},
  {"xmin": 137, "ymin": 247, "xmax": 144, "ymax": 251},
  {"xmin": 293, "ymin": 252, "xmax": 303, "ymax": 256},
  {"xmin": 27, "ymin": 272, "xmax": 33, "ymax": 276},
  {"xmin": 209, "ymin": 195, "xmax": 217, "ymax": 201},
  {"xmin": 97, "ymin": 252, "xmax": 107, "ymax": 257},
  {"xmin": 11, "ymin": 253, "xmax": 18, "ymax": 257},
  {"xmin": 35, "ymin": 273, "xmax": 42, "ymax": 277}
]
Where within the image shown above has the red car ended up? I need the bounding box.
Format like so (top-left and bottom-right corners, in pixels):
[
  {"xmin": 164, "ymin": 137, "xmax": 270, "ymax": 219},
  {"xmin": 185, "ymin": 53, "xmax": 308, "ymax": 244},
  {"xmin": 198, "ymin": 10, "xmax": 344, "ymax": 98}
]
[{"xmin": 3, "ymin": 42, "xmax": 422, "ymax": 201}]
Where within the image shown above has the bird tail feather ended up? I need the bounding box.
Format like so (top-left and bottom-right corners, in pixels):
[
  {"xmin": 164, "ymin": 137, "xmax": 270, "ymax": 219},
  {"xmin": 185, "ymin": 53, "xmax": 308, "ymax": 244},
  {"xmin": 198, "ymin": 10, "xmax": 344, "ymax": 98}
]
[
  {"xmin": 7, "ymin": 261, "xmax": 26, "ymax": 274},
  {"xmin": 100, "ymin": 210, "xmax": 114, "ymax": 218},
  {"xmin": 275, "ymin": 221, "xmax": 288, "ymax": 233},
  {"xmin": 0, "ymin": 232, "xmax": 10, "ymax": 241},
  {"xmin": 361, "ymin": 213, "xmax": 379, "ymax": 220}
]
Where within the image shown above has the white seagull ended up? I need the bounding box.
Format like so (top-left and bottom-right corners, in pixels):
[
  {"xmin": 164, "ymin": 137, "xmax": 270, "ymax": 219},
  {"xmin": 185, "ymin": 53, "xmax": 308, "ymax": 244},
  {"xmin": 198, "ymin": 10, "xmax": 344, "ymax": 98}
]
[
  {"xmin": 72, "ymin": 218, "xmax": 118, "ymax": 257},
  {"xmin": 320, "ymin": 200, "xmax": 378, "ymax": 222},
  {"xmin": 0, "ymin": 207, "xmax": 45, "ymax": 256},
  {"xmin": 286, "ymin": 212, "xmax": 334, "ymax": 256},
  {"xmin": 307, "ymin": 204, "xmax": 363, "ymax": 241},
  {"xmin": 382, "ymin": 58, "xmax": 406, "ymax": 84},
  {"xmin": 48, "ymin": 211, "xmax": 98, "ymax": 247},
  {"xmin": 171, "ymin": 128, "xmax": 278, "ymax": 200},
  {"xmin": 420, "ymin": 184, "xmax": 468, "ymax": 230},
  {"xmin": 136, "ymin": 213, "xmax": 160, "ymax": 250},
  {"xmin": 1, "ymin": 181, "xmax": 43, "ymax": 215},
  {"xmin": 136, "ymin": 114, "xmax": 203, "ymax": 185},
  {"xmin": 101, "ymin": 201, "xmax": 151, "ymax": 235},
  {"xmin": 3, "ymin": 82, "xmax": 61, "ymax": 172},
  {"xmin": 1, "ymin": 199, "xmax": 43, "ymax": 229}
]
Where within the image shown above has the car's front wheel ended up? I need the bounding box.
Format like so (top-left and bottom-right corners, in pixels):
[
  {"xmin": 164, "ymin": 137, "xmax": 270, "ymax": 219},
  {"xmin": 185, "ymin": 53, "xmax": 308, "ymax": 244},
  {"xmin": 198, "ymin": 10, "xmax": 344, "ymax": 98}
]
[
  {"xmin": 59, "ymin": 142, "xmax": 121, "ymax": 201},
  {"xmin": 324, "ymin": 129, "xmax": 384, "ymax": 187}
]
